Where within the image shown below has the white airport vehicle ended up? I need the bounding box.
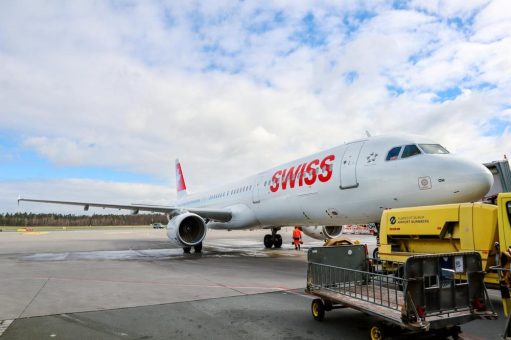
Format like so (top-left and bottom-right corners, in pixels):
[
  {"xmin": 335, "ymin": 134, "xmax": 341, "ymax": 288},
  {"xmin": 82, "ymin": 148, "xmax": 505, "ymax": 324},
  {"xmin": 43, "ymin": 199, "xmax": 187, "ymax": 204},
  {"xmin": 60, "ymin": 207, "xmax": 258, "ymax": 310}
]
[{"xmin": 19, "ymin": 134, "xmax": 493, "ymax": 253}]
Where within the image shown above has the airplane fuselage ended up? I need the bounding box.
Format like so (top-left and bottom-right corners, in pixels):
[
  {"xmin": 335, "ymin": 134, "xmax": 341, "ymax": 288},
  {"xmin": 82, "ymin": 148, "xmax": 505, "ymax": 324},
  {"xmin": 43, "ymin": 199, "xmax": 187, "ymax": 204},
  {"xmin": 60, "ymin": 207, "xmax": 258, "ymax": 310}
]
[{"xmin": 176, "ymin": 134, "xmax": 493, "ymax": 230}]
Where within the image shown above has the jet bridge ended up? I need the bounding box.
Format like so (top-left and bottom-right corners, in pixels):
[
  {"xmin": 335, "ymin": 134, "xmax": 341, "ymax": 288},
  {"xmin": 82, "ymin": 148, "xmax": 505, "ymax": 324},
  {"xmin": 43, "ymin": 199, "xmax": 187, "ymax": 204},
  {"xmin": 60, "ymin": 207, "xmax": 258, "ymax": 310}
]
[{"xmin": 483, "ymin": 159, "xmax": 511, "ymax": 203}]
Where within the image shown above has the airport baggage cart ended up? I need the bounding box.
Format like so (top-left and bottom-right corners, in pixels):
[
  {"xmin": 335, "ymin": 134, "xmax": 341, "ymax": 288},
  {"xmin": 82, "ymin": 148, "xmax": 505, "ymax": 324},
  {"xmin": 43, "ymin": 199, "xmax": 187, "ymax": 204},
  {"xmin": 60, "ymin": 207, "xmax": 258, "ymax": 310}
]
[{"xmin": 306, "ymin": 246, "xmax": 497, "ymax": 339}]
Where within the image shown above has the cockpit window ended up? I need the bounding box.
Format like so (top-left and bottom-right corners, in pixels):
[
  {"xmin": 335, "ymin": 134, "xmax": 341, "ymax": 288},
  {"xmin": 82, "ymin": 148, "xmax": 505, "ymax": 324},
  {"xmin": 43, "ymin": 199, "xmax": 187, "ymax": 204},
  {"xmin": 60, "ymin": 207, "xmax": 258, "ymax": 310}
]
[
  {"xmin": 386, "ymin": 147, "xmax": 402, "ymax": 161},
  {"xmin": 401, "ymin": 144, "xmax": 422, "ymax": 158},
  {"xmin": 419, "ymin": 144, "xmax": 450, "ymax": 154}
]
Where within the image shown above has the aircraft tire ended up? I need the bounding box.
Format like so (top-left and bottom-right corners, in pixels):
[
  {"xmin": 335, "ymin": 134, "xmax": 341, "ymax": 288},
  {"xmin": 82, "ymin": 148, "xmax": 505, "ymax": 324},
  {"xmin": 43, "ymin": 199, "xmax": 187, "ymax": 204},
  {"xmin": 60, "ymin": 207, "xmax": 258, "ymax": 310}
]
[
  {"xmin": 183, "ymin": 246, "xmax": 192, "ymax": 253},
  {"xmin": 263, "ymin": 234, "xmax": 273, "ymax": 248},
  {"xmin": 274, "ymin": 234, "xmax": 282, "ymax": 248},
  {"xmin": 194, "ymin": 242, "xmax": 203, "ymax": 253}
]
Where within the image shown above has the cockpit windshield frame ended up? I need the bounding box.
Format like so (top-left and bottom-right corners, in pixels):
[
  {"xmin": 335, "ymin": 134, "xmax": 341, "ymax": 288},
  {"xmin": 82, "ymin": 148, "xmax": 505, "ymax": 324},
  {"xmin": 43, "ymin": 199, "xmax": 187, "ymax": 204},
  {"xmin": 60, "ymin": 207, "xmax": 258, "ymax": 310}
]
[
  {"xmin": 385, "ymin": 146, "xmax": 402, "ymax": 161},
  {"xmin": 418, "ymin": 144, "xmax": 450, "ymax": 155},
  {"xmin": 401, "ymin": 144, "xmax": 422, "ymax": 159},
  {"xmin": 386, "ymin": 144, "xmax": 423, "ymax": 161}
]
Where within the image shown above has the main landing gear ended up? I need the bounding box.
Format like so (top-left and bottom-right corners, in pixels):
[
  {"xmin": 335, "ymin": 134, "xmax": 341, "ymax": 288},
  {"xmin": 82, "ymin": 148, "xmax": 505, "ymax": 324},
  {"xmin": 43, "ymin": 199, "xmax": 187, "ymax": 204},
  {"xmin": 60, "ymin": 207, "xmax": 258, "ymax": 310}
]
[
  {"xmin": 183, "ymin": 242, "xmax": 203, "ymax": 254},
  {"xmin": 264, "ymin": 227, "xmax": 282, "ymax": 249}
]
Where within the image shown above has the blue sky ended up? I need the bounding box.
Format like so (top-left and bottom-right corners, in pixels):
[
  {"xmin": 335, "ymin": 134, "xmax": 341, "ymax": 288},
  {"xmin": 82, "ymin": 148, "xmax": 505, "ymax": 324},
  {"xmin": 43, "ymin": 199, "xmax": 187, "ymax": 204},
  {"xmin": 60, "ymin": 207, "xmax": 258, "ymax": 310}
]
[
  {"xmin": 1, "ymin": 0, "xmax": 510, "ymax": 213},
  {"xmin": 0, "ymin": 131, "xmax": 155, "ymax": 183}
]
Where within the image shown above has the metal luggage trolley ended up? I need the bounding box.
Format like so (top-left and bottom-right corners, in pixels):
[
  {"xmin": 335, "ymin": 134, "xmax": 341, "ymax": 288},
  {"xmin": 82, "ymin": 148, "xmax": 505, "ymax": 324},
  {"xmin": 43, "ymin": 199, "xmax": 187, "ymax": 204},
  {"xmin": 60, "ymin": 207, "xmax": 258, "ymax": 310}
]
[{"xmin": 306, "ymin": 245, "xmax": 497, "ymax": 339}]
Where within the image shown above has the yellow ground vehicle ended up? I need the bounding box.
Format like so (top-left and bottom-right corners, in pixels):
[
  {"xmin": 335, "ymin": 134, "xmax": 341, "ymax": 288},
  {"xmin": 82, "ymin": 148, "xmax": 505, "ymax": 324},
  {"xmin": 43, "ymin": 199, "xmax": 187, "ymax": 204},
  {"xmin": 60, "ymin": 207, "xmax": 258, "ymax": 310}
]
[{"xmin": 378, "ymin": 192, "xmax": 511, "ymax": 287}]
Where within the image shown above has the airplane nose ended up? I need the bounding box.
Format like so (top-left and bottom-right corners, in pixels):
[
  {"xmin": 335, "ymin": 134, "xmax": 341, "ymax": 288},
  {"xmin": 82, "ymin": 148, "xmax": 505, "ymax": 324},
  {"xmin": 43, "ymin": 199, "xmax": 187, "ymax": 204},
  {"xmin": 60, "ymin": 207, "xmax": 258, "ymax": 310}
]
[
  {"xmin": 472, "ymin": 165, "xmax": 493, "ymax": 197},
  {"xmin": 459, "ymin": 162, "xmax": 493, "ymax": 201}
]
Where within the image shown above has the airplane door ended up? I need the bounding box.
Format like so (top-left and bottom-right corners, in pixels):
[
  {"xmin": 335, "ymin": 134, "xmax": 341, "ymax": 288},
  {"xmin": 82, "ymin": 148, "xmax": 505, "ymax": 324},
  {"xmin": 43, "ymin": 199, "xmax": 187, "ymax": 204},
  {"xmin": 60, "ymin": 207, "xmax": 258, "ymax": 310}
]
[
  {"xmin": 340, "ymin": 141, "xmax": 364, "ymax": 189},
  {"xmin": 252, "ymin": 174, "xmax": 265, "ymax": 204}
]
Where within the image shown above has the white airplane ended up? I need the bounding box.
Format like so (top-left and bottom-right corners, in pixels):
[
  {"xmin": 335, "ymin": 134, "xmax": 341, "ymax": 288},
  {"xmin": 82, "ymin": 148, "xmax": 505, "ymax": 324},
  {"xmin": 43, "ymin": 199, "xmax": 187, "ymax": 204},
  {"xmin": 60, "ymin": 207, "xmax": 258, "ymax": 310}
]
[{"xmin": 19, "ymin": 134, "xmax": 493, "ymax": 253}]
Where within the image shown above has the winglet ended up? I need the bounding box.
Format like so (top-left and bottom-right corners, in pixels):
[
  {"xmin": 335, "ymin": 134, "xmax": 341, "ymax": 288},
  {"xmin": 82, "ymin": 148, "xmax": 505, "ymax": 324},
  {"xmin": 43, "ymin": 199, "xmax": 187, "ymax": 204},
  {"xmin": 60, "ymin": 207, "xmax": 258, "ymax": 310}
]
[
  {"xmin": 175, "ymin": 159, "xmax": 188, "ymax": 199},
  {"xmin": 17, "ymin": 194, "xmax": 21, "ymax": 207}
]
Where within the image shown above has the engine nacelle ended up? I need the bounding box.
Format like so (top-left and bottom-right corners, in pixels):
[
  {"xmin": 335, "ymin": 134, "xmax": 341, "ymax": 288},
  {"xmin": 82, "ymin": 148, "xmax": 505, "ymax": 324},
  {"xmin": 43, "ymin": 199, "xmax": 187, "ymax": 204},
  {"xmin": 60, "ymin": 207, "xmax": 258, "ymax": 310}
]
[
  {"xmin": 301, "ymin": 225, "xmax": 343, "ymax": 240},
  {"xmin": 166, "ymin": 212, "xmax": 207, "ymax": 247}
]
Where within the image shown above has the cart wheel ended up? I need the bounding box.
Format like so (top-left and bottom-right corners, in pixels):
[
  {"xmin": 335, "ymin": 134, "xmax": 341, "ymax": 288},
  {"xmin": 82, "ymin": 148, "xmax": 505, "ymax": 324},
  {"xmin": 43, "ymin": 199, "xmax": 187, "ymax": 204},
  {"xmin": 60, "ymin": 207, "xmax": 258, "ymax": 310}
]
[
  {"xmin": 372, "ymin": 247, "xmax": 379, "ymax": 259},
  {"xmin": 324, "ymin": 299, "xmax": 333, "ymax": 311},
  {"xmin": 311, "ymin": 299, "xmax": 325, "ymax": 321},
  {"xmin": 369, "ymin": 323, "xmax": 385, "ymax": 340},
  {"xmin": 450, "ymin": 326, "xmax": 461, "ymax": 340}
]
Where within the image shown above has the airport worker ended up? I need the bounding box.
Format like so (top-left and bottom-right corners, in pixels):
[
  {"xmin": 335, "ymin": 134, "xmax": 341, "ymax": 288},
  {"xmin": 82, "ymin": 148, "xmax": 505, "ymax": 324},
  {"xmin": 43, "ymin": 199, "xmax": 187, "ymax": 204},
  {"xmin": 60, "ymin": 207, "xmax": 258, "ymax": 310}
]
[{"xmin": 292, "ymin": 226, "xmax": 302, "ymax": 250}]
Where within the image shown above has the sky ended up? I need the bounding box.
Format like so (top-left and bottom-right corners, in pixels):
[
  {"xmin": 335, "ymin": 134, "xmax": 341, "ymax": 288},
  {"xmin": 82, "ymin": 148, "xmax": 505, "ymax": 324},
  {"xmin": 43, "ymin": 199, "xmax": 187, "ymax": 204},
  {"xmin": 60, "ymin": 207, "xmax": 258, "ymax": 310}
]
[{"xmin": 1, "ymin": 0, "xmax": 511, "ymax": 214}]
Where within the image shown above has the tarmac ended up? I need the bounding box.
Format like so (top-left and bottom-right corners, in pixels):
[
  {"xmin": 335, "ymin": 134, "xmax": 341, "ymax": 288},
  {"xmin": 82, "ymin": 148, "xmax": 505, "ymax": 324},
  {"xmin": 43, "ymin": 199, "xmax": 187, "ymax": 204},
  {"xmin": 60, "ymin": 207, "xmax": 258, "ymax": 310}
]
[{"xmin": 0, "ymin": 228, "xmax": 506, "ymax": 339}]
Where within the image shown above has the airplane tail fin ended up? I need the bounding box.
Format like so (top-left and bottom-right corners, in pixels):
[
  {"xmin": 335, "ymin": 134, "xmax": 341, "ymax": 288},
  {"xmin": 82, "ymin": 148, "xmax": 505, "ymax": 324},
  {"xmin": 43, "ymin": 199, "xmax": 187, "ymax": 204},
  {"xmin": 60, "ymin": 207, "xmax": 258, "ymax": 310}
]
[{"xmin": 175, "ymin": 159, "xmax": 188, "ymax": 200}]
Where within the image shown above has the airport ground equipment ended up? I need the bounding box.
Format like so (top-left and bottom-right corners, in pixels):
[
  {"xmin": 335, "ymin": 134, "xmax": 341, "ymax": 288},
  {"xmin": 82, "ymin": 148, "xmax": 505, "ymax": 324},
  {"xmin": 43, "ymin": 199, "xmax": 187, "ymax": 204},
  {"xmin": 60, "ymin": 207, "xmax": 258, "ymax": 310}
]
[
  {"xmin": 306, "ymin": 245, "xmax": 496, "ymax": 339},
  {"xmin": 484, "ymin": 159, "xmax": 511, "ymax": 203},
  {"xmin": 486, "ymin": 266, "xmax": 511, "ymax": 339},
  {"xmin": 378, "ymin": 192, "xmax": 511, "ymax": 313},
  {"xmin": 378, "ymin": 193, "xmax": 511, "ymax": 282}
]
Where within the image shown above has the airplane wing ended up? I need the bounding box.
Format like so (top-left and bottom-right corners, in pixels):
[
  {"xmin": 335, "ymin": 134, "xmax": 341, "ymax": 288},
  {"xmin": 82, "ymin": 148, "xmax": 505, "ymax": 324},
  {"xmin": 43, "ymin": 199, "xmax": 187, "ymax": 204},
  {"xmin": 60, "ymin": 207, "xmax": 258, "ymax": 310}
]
[{"xmin": 18, "ymin": 198, "xmax": 232, "ymax": 222}]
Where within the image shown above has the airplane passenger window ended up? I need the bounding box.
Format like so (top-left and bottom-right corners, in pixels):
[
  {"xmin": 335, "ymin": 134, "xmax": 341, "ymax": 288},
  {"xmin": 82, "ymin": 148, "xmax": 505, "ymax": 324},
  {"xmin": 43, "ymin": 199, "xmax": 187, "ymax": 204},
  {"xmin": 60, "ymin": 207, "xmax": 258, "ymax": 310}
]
[
  {"xmin": 386, "ymin": 147, "xmax": 401, "ymax": 161},
  {"xmin": 401, "ymin": 145, "xmax": 421, "ymax": 158},
  {"xmin": 419, "ymin": 144, "xmax": 450, "ymax": 154}
]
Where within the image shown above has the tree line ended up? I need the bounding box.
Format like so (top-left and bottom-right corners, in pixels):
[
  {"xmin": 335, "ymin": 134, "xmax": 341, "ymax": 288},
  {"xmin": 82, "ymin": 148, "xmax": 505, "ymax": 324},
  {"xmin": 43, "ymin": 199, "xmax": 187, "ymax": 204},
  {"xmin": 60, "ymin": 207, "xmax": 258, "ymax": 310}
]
[{"xmin": 0, "ymin": 213, "xmax": 168, "ymax": 227}]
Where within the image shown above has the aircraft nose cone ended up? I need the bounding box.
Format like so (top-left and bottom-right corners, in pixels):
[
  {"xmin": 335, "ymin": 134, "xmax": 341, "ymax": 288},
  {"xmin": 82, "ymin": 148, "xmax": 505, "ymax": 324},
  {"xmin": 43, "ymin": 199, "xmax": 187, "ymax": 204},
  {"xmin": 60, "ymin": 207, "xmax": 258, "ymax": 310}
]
[
  {"xmin": 461, "ymin": 162, "xmax": 493, "ymax": 201},
  {"xmin": 478, "ymin": 165, "xmax": 494, "ymax": 197}
]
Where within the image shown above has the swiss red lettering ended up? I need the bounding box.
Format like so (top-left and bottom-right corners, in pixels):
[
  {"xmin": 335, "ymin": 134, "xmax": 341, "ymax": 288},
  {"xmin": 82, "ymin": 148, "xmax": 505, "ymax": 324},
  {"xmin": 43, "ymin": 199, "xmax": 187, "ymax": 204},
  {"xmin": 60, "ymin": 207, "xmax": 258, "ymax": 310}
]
[
  {"xmin": 269, "ymin": 170, "xmax": 282, "ymax": 192},
  {"xmin": 296, "ymin": 163, "xmax": 306, "ymax": 187},
  {"xmin": 269, "ymin": 154, "xmax": 335, "ymax": 193},
  {"xmin": 281, "ymin": 167, "xmax": 292, "ymax": 190},
  {"xmin": 304, "ymin": 159, "xmax": 319, "ymax": 186},
  {"xmin": 318, "ymin": 155, "xmax": 335, "ymax": 182}
]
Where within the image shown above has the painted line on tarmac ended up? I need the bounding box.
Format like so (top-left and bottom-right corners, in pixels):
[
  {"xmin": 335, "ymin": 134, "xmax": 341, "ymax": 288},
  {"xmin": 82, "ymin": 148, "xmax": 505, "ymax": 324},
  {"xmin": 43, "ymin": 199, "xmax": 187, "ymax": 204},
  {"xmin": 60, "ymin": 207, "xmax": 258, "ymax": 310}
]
[
  {"xmin": 22, "ymin": 232, "xmax": 48, "ymax": 236},
  {"xmin": 0, "ymin": 320, "xmax": 13, "ymax": 336},
  {"xmin": 27, "ymin": 275, "xmax": 292, "ymax": 291},
  {"xmin": 282, "ymin": 289, "xmax": 315, "ymax": 299}
]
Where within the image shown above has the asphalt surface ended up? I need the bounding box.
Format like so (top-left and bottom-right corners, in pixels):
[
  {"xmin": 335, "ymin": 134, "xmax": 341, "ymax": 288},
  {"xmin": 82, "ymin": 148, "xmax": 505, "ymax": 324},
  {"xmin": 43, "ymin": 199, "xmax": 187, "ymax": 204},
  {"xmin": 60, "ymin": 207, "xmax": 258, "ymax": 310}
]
[{"xmin": 0, "ymin": 228, "xmax": 506, "ymax": 339}]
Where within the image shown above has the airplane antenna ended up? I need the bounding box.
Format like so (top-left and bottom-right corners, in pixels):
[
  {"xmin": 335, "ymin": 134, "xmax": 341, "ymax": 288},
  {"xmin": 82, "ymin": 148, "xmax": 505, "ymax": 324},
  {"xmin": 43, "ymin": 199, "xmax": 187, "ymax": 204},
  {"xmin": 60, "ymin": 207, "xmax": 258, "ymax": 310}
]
[{"xmin": 365, "ymin": 130, "xmax": 371, "ymax": 137}]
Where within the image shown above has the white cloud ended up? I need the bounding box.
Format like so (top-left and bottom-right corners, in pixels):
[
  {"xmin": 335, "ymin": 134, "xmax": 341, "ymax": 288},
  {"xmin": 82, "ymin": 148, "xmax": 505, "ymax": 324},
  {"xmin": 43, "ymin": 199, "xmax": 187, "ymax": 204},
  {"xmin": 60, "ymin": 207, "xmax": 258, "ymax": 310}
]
[{"xmin": 0, "ymin": 1, "xmax": 510, "ymax": 213}]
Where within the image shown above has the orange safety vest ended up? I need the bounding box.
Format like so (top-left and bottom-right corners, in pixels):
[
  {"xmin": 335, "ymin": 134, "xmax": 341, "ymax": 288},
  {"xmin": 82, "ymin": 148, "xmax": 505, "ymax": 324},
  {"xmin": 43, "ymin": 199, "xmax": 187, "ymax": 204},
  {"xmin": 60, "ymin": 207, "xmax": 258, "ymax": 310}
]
[{"xmin": 293, "ymin": 229, "xmax": 301, "ymax": 239}]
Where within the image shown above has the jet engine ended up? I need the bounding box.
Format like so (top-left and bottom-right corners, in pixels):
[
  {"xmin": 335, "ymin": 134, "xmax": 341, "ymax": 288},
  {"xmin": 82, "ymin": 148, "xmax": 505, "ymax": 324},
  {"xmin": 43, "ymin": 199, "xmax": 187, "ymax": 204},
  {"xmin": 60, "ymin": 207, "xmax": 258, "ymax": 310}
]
[
  {"xmin": 166, "ymin": 212, "xmax": 207, "ymax": 247},
  {"xmin": 301, "ymin": 225, "xmax": 343, "ymax": 240}
]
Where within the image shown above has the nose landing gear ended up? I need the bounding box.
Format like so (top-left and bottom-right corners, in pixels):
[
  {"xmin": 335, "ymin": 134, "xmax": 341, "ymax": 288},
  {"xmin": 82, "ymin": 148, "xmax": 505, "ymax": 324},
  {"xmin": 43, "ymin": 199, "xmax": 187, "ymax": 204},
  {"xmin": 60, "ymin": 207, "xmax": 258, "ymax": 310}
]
[{"xmin": 264, "ymin": 227, "xmax": 282, "ymax": 248}]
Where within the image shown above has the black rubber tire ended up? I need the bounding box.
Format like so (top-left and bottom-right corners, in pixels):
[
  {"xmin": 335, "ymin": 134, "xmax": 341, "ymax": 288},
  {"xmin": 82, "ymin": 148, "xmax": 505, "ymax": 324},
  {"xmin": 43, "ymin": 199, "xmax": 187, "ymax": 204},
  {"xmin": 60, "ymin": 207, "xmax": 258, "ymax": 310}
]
[
  {"xmin": 369, "ymin": 322, "xmax": 386, "ymax": 340},
  {"xmin": 274, "ymin": 234, "xmax": 282, "ymax": 248},
  {"xmin": 263, "ymin": 234, "xmax": 273, "ymax": 248},
  {"xmin": 324, "ymin": 300, "xmax": 333, "ymax": 311},
  {"xmin": 372, "ymin": 247, "xmax": 379, "ymax": 259},
  {"xmin": 450, "ymin": 326, "xmax": 461, "ymax": 340},
  {"xmin": 194, "ymin": 242, "xmax": 203, "ymax": 253},
  {"xmin": 311, "ymin": 299, "xmax": 325, "ymax": 321},
  {"xmin": 183, "ymin": 246, "xmax": 191, "ymax": 254}
]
